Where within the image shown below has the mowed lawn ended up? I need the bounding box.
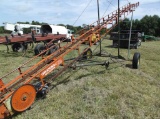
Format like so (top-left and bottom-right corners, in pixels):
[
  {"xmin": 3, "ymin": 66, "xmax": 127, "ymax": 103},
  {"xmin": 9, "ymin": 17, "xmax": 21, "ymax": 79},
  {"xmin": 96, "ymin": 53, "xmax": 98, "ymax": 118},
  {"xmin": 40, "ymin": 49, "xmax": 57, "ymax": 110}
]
[{"xmin": 0, "ymin": 37, "xmax": 159, "ymax": 119}]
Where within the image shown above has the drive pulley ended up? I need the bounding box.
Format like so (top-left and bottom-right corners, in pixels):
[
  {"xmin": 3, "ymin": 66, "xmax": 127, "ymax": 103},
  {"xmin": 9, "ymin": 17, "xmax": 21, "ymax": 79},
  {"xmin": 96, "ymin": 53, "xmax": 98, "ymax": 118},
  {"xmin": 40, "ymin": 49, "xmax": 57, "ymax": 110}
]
[{"xmin": 11, "ymin": 84, "xmax": 36, "ymax": 112}]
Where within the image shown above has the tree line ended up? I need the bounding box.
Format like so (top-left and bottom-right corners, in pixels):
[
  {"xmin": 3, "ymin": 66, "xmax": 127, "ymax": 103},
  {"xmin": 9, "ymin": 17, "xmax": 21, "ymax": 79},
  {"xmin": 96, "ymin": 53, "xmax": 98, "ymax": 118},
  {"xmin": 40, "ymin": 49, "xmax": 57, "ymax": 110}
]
[
  {"xmin": 0, "ymin": 15, "xmax": 160, "ymax": 36},
  {"xmin": 111, "ymin": 15, "xmax": 160, "ymax": 36}
]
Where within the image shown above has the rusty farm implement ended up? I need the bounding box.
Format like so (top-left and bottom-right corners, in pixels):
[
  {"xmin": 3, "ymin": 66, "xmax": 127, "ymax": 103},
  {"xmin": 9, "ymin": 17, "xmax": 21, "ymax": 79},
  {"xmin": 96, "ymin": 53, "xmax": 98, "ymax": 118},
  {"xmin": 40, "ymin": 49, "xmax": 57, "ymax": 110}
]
[
  {"xmin": 0, "ymin": 24, "xmax": 72, "ymax": 55},
  {"xmin": 0, "ymin": 2, "xmax": 139, "ymax": 118}
]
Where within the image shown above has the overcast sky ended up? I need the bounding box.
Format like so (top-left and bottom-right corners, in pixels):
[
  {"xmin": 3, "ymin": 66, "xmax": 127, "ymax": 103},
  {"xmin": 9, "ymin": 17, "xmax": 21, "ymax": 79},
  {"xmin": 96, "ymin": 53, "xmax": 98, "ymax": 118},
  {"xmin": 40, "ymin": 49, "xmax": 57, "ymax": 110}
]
[{"xmin": 0, "ymin": 0, "xmax": 160, "ymax": 26}]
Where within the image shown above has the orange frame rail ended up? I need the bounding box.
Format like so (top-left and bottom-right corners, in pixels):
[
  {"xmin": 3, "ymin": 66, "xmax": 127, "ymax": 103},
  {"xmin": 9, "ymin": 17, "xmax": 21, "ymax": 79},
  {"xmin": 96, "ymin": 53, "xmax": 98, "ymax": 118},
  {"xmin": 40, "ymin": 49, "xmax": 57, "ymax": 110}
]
[{"xmin": 0, "ymin": 2, "xmax": 139, "ymax": 118}]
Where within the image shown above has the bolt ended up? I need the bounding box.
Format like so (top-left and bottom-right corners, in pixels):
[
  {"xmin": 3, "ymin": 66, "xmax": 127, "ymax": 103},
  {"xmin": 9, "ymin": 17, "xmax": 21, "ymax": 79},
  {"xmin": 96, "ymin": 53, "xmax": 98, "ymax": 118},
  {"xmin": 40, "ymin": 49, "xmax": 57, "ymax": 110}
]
[{"xmin": 22, "ymin": 95, "xmax": 27, "ymax": 101}]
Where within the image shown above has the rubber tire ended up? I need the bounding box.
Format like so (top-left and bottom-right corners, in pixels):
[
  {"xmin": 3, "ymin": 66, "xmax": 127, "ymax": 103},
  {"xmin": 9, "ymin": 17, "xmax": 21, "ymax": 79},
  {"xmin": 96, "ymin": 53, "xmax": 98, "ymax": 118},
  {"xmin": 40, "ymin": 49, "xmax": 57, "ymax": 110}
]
[
  {"xmin": 47, "ymin": 45, "xmax": 59, "ymax": 55},
  {"xmin": 83, "ymin": 48, "xmax": 92, "ymax": 59},
  {"xmin": 67, "ymin": 39, "xmax": 72, "ymax": 42},
  {"xmin": 23, "ymin": 43, "xmax": 28, "ymax": 50},
  {"xmin": 132, "ymin": 52, "xmax": 140, "ymax": 69},
  {"xmin": 135, "ymin": 44, "xmax": 138, "ymax": 49},
  {"xmin": 12, "ymin": 43, "xmax": 24, "ymax": 52},
  {"xmin": 34, "ymin": 44, "xmax": 46, "ymax": 55}
]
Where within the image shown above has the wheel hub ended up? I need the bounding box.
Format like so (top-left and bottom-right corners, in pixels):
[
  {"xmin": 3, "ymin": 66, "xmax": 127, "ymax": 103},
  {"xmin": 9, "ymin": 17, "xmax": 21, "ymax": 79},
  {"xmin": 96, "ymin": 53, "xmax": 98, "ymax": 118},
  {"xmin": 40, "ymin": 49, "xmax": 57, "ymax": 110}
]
[{"xmin": 11, "ymin": 84, "xmax": 36, "ymax": 112}]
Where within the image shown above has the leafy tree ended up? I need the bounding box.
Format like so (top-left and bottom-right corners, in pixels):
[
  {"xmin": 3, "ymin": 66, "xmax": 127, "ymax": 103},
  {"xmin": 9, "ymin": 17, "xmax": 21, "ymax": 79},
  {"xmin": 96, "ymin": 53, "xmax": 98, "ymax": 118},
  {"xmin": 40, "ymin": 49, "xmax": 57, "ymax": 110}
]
[
  {"xmin": 76, "ymin": 26, "xmax": 82, "ymax": 31},
  {"xmin": 17, "ymin": 21, "xmax": 30, "ymax": 24},
  {"xmin": 41, "ymin": 22, "xmax": 48, "ymax": 25},
  {"xmin": 140, "ymin": 15, "xmax": 156, "ymax": 35},
  {"xmin": 57, "ymin": 24, "xmax": 65, "ymax": 27},
  {"xmin": 132, "ymin": 19, "xmax": 141, "ymax": 30},
  {"xmin": 23, "ymin": 28, "xmax": 31, "ymax": 34},
  {"xmin": 110, "ymin": 15, "xmax": 160, "ymax": 36},
  {"xmin": 31, "ymin": 21, "xmax": 41, "ymax": 25},
  {"xmin": 152, "ymin": 15, "xmax": 159, "ymax": 36},
  {"xmin": 0, "ymin": 27, "xmax": 4, "ymax": 33},
  {"xmin": 120, "ymin": 18, "xmax": 130, "ymax": 30}
]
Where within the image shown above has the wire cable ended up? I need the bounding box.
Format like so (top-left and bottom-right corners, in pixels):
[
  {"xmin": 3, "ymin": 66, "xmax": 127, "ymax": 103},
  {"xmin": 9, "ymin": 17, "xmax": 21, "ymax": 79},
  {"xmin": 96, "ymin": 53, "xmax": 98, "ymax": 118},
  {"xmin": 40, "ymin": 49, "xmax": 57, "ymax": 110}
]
[
  {"xmin": 126, "ymin": 0, "xmax": 130, "ymax": 3},
  {"xmin": 107, "ymin": 0, "xmax": 116, "ymax": 9},
  {"xmin": 102, "ymin": 0, "xmax": 112, "ymax": 17},
  {"xmin": 72, "ymin": 0, "xmax": 93, "ymax": 26},
  {"xmin": 102, "ymin": 0, "xmax": 117, "ymax": 17}
]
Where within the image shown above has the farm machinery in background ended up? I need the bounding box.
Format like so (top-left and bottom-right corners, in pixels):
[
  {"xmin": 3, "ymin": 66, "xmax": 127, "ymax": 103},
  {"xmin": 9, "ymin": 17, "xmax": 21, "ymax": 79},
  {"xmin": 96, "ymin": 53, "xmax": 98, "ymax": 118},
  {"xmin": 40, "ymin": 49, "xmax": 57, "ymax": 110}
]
[
  {"xmin": 110, "ymin": 30, "xmax": 142, "ymax": 49},
  {"xmin": 109, "ymin": 31, "xmax": 160, "ymax": 49},
  {"xmin": 0, "ymin": 2, "xmax": 139, "ymax": 119},
  {"xmin": 0, "ymin": 24, "xmax": 73, "ymax": 54},
  {"xmin": 141, "ymin": 34, "xmax": 160, "ymax": 41},
  {"xmin": 3, "ymin": 22, "xmax": 41, "ymax": 35}
]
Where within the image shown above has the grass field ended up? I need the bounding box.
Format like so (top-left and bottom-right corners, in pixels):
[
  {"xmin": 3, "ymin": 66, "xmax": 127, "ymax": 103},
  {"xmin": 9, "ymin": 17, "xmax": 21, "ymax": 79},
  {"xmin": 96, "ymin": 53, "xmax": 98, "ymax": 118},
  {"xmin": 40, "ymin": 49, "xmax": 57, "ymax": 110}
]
[{"xmin": 0, "ymin": 38, "xmax": 160, "ymax": 119}]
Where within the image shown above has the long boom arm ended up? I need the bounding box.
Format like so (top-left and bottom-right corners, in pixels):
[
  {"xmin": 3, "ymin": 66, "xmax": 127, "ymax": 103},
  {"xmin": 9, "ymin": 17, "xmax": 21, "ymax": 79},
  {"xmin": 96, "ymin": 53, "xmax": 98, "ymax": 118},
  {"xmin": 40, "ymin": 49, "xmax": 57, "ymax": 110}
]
[{"xmin": 0, "ymin": 2, "xmax": 139, "ymax": 119}]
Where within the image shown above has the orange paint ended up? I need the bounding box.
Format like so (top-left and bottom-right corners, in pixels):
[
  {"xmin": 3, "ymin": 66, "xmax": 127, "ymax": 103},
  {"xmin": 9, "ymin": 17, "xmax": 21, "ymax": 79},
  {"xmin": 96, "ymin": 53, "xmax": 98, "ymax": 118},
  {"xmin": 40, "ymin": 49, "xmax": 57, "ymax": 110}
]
[
  {"xmin": 0, "ymin": 2, "xmax": 140, "ymax": 118},
  {"xmin": 40, "ymin": 58, "xmax": 64, "ymax": 79},
  {"xmin": 11, "ymin": 84, "xmax": 36, "ymax": 112},
  {"xmin": 0, "ymin": 104, "xmax": 10, "ymax": 119}
]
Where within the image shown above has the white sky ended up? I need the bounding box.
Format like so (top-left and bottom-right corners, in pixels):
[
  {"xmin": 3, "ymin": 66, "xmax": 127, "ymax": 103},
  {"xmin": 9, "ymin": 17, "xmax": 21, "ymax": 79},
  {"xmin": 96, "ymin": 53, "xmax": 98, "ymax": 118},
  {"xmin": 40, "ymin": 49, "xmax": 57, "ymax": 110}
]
[{"xmin": 0, "ymin": 0, "xmax": 160, "ymax": 26}]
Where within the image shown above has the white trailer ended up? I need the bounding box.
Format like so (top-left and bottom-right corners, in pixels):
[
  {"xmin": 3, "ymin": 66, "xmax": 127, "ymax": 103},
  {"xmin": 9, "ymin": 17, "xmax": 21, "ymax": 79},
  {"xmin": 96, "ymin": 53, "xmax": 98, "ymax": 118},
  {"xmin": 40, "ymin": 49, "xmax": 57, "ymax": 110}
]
[
  {"xmin": 41, "ymin": 24, "xmax": 73, "ymax": 40},
  {"xmin": 3, "ymin": 22, "xmax": 41, "ymax": 35}
]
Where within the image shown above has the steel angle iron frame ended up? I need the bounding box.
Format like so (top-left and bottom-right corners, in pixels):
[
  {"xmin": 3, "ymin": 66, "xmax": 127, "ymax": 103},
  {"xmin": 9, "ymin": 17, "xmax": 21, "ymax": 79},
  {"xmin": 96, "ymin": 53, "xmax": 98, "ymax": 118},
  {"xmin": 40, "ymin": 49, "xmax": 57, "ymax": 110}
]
[
  {"xmin": 0, "ymin": 2, "xmax": 139, "ymax": 118},
  {"xmin": 0, "ymin": 31, "xmax": 67, "ymax": 54}
]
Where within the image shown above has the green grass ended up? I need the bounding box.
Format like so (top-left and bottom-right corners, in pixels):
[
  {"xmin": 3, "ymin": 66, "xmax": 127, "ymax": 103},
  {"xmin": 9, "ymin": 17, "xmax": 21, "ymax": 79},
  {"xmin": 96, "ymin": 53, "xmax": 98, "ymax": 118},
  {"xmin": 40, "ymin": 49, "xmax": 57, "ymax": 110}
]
[
  {"xmin": 0, "ymin": 33, "xmax": 10, "ymax": 37},
  {"xmin": 0, "ymin": 39, "xmax": 160, "ymax": 119}
]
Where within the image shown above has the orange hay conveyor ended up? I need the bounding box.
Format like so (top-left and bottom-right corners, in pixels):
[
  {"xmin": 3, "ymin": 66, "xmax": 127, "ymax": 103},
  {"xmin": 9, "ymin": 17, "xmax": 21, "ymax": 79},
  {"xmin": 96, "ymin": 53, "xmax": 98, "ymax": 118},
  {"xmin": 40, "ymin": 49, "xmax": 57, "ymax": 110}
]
[{"xmin": 0, "ymin": 2, "xmax": 139, "ymax": 118}]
